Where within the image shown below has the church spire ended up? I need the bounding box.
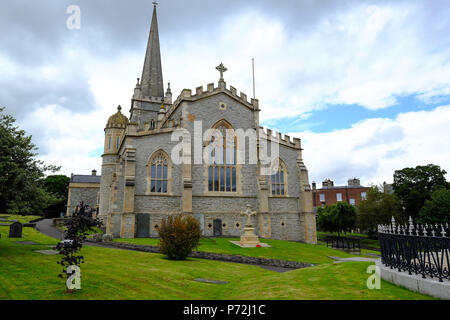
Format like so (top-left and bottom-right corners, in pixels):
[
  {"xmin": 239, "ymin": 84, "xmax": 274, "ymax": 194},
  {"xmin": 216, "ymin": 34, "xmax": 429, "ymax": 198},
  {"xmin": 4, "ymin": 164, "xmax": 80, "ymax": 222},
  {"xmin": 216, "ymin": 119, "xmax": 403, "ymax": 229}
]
[{"xmin": 140, "ymin": 3, "xmax": 164, "ymax": 99}]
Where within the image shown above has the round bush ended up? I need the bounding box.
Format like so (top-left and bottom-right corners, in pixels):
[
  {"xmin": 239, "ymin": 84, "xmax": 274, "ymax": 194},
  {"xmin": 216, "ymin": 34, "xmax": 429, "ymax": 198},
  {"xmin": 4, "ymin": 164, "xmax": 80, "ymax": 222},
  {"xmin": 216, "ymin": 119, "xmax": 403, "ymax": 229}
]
[{"xmin": 158, "ymin": 214, "xmax": 201, "ymax": 260}]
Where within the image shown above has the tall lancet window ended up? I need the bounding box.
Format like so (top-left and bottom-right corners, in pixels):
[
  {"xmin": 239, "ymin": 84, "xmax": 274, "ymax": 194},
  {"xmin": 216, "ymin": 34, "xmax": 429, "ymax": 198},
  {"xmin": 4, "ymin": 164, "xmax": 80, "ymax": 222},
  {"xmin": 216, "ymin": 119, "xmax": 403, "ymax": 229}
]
[
  {"xmin": 271, "ymin": 159, "xmax": 288, "ymax": 196},
  {"xmin": 207, "ymin": 120, "xmax": 237, "ymax": 193},
  {"xmin": 148, "ymin": 150, "xmax": 171, "ymax": 194}
]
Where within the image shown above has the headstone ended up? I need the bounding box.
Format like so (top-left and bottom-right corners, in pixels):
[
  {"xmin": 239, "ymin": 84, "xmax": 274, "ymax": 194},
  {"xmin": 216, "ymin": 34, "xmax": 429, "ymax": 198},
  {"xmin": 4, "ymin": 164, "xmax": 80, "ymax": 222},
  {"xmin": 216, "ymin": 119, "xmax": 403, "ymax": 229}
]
[
  {"xmin": 34, "ymin": 250, "xmax": 59, "ymax": 255},
  {"xmin": 194, "ymin": 278, "xmax": 228, "ymax": 284},
  {"xmin": 14, "ymin": 241, "xmax": 39, "ymax": 245},
  {"xmin": 9, "ymin": 222, "xmax": 23, "ymax": 238},
  {"xmin": 102, "ymin": 234, "xmax": 113, "ymax": 242}
]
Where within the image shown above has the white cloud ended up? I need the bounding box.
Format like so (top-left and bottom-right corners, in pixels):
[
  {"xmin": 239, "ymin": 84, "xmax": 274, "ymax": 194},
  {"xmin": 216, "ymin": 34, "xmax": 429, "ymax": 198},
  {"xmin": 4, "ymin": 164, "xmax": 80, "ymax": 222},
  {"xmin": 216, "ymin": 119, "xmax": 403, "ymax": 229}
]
[
  {"xmin": 4, "ymin": 1, "xmax": 450, "ymax": 178},
  {"xmin": 292, "ymin": 106, "xmax": 450, "ymax": 187}
]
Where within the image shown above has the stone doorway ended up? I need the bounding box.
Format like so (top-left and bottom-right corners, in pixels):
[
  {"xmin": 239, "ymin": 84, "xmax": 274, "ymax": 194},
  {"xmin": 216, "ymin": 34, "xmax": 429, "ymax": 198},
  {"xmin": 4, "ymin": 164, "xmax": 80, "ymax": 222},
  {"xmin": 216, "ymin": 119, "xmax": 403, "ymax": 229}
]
[
  {"xmin": 213, "ymin": 219, "xmax": 222, "ymax": 237},
  {"xmin": 136, "ymin": 214, "xmax": 150, "ymax": 238}
]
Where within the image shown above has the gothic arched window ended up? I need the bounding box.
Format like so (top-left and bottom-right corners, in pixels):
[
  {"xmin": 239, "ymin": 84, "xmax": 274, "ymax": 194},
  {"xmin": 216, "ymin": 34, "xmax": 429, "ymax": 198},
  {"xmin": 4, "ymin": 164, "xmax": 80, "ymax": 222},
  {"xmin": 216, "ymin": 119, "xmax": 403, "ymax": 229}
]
[
  {"xmin": 148, "ymin": 150, "xmax": 171, "ymax": 194},
  {"xmin": 271, "ymin": 159, "xmax": 288, "ymax": 196},
  {"xmin": 207, "ymin": 120, "xmax": 237, "ymax": 193}
]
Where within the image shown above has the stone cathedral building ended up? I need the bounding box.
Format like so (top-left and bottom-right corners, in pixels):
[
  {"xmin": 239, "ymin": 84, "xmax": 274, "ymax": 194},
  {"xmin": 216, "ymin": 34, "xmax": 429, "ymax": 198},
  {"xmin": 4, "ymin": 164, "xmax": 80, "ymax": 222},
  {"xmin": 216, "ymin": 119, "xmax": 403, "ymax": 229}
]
[{"xmin": 68, "ymin": 5, "xmax": 317, "ymax": 244}]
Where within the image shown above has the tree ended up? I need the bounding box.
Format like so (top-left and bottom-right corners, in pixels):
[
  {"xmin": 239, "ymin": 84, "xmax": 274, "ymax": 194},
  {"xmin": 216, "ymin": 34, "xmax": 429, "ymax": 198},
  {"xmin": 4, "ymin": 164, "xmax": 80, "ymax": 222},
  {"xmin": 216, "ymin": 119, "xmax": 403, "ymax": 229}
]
[
  {"xmin": 357, "ymin": 186, "xmax": 403, "ymax": 239},
  {"xmin": 418, "ymin": 188, "xmax": 450, "ymax": 225},
  {"xmin": 158, "ymin": 214, "xmax": 201, "ymax": 260},
  {"xmin": 56, "ymin": 202, "xmax": 102, "ymax": 292},
  {"xmin": 317, "ymin": 202, "xmax": 357, "ymax": 236},
  {"xmin": 43, "ymin": 175, "xmax": 70, "ymax": 218},
  {"xmin": 0, "ymin": 107, "xmax": 59, "ymax": 215},
  {"xmin": 393, "ymin": 164, "xmax": 448, "ymax": 220}
]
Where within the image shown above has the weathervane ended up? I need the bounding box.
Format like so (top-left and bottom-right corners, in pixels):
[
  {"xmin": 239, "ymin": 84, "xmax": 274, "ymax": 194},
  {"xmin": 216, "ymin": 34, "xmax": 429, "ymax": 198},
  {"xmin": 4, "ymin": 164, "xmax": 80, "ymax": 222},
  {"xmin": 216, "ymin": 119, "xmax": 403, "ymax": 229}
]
[
  {"xmin": 152, "ymin": 1, "xmax": 158, "ymax": 7},
  {"xmin": 216, "ymin": 63, "xmax": 228, "ymax": 81}
]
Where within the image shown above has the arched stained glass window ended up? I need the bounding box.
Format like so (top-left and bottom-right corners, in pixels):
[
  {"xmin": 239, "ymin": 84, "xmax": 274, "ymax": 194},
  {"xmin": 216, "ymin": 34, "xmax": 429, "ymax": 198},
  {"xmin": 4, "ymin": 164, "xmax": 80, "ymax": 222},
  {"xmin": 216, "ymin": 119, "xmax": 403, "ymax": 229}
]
[
  {"xmin": 271, "ymin": 159, "xmax": 287, "ymax": 196},
  {"xmin": 207, "ymin": 120, "xmax": 237, "ymax": 193},
  {"xmin": 149, "ymin": 151, "xmax": 170, "ymax": 194}
]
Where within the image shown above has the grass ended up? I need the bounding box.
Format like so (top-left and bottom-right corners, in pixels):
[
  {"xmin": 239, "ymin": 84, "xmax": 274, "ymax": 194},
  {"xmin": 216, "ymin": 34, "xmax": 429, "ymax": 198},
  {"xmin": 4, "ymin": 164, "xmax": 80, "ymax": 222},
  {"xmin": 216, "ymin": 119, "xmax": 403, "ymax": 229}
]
[
  {"xmin": 0, "ymin": 214, "xmax": 42, "ymax": 224},
  {"xmin": 114, "ymin": 237, "xmax": 361, "ymax": 265},
  {"xmin": 0, "ymin": 226, "xmax": 434, "ymax": 300}
]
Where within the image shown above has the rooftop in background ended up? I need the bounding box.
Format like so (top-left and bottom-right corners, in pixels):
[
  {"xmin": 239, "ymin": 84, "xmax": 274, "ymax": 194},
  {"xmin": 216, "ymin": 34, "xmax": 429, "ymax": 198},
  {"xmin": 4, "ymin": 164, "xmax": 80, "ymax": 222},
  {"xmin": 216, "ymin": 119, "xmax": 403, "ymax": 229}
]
[
  {"xmin": 312, "ymin": 178, "xmax": 366, "ymax": 190},
  {"xmin": 70, "ymin": 170, "xmax": 101, "ymax": 184}
]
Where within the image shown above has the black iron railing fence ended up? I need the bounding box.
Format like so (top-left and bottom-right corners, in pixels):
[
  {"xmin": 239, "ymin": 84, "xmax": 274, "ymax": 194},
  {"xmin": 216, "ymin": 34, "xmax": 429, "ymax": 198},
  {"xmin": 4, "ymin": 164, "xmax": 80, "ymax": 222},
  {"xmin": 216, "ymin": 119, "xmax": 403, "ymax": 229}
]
[
  {"xmin": 325, "ymin": 236, "xmax": 361, "ymax": 251},
  {"xmin": 378, "ymin": 217, "xmax": 450, "ymax": 282}
]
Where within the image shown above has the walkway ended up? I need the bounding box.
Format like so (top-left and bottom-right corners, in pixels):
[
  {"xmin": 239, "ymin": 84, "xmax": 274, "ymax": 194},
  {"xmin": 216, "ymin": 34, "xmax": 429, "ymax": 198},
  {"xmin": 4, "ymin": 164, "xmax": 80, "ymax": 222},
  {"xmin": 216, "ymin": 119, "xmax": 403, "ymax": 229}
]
[
  {"xmin": 328, "ymin": 256, "xmax": 378, "ymax": 263},
  {"xmin": 35, "ymin": 219, "xmax": 63, "ymax": 240},
  {"xmin": 35, "ymin": 219, "xmax": 126, "ymax": 250}
]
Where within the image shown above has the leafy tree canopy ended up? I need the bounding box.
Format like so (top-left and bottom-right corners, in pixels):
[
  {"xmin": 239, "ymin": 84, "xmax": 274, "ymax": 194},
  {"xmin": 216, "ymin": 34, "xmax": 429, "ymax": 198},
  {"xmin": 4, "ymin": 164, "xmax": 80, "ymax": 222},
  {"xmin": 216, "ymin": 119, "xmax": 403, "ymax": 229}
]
[
  {"xmin": 357, "ymin": 186, "xmax": 403, "ymax": 238},
  {"xmin": 393, "ymin": 164, "xmax": 448, "ymax": 220},
  {"xmin": 0, "ymin": 107, "xmax": 60, "ymax": 215},
  {"xmin": 317, "ymin": 202, "xmax": 357, "ymax": 236},
  {"xmin": 418, "ymin": 188, "xmax": 450, "ymax": 225},
  {"xmin": 43, "ymin": 175, "xmax": 70, "ymax": 200}
]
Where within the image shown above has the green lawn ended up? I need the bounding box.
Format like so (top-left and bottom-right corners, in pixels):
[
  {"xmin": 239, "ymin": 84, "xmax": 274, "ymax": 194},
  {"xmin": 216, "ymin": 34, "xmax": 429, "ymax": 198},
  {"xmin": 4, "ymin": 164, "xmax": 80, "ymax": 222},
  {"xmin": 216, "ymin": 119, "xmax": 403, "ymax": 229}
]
[
  {"xmin": 0, "ymin": 214, "xmax": 42, "ymax": 224},
  {"xmin": 114, "ymin": 237, "xmax": 361, "ymax": 265},
  {"xmin": 0, "ymin": 226, "xmax": 433, "ymax": 300}
]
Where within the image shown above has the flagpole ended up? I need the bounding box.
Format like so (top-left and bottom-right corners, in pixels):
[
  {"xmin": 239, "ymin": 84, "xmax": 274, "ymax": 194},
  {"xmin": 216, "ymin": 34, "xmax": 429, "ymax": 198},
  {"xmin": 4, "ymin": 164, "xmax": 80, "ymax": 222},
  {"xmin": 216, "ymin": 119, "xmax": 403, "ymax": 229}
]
[{"xmin": 252, "ymin": 58, "xmax": 256, "ymax": 99}]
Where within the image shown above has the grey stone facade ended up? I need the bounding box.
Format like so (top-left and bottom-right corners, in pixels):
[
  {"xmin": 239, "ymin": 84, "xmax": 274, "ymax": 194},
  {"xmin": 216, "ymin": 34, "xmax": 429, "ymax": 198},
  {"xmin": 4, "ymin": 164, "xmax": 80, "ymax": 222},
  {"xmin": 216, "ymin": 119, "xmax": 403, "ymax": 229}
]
[
  {"xmin": 92, "ymin": 5, "xmax": 317, "ymax": 243},
  {"xmin": 66, "ymin": 173, "xmax": 100, "ymax": 216}
]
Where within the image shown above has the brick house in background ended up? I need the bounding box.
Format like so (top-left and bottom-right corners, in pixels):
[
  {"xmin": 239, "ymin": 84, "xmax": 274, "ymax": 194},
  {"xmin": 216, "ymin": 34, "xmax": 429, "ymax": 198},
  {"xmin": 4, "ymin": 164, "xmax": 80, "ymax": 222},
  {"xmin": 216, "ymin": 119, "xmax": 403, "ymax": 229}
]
[{"xmin": 312, "ymin": 178, "xmax": 369, "ymax": 211}]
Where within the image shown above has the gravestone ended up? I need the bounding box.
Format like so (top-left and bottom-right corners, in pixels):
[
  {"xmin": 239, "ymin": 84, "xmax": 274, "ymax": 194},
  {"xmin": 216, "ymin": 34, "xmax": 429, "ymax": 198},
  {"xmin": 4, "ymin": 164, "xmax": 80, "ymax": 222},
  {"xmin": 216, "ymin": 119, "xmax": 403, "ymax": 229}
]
[{"xmin": 9, "ymin": 222, "xmax": 23, "ymax": 238}]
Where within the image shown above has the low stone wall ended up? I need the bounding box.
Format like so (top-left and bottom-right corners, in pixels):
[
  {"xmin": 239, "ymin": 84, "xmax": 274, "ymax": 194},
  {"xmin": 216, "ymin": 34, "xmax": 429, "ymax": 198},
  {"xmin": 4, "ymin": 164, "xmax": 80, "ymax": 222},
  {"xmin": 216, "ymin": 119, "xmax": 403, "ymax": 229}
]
[
  {"xmin": 101, "ymin": 241, "xmax": 314, "ymax": 269},
  {"xmin": 376, "ymin": 259, "xmax": 449, "ymax": 300}
]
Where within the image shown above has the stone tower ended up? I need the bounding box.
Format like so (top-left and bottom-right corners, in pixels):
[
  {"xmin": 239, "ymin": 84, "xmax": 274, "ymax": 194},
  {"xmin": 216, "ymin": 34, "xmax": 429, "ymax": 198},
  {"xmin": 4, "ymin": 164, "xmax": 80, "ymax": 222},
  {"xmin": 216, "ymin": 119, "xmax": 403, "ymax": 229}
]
[
  {"xmin": 130, "ymin": 3, "xmax": 172, "ymax": 127},
  {"xmin": 98, "ymin": 106, "xmax": 128, "ymax": 223}
]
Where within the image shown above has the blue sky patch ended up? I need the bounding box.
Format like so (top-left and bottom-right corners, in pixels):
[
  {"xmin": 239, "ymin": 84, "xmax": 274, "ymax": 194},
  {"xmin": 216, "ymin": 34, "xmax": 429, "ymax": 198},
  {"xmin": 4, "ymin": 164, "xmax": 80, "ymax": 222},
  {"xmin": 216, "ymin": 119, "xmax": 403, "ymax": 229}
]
[{"xmin": 262, "ymin": 94, "xmax": 450, "ymax": 134}]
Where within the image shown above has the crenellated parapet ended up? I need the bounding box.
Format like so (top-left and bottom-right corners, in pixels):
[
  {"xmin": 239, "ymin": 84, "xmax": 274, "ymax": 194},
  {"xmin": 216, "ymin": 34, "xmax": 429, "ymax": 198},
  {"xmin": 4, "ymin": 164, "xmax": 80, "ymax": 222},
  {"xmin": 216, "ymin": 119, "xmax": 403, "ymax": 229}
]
[
  {"xmin": 258, "ymin": 127, "xmax": 302, "ymax": 150},
  {"xmin": 160, "ymin": 81, "xmax": 260, "ymax": 128}
]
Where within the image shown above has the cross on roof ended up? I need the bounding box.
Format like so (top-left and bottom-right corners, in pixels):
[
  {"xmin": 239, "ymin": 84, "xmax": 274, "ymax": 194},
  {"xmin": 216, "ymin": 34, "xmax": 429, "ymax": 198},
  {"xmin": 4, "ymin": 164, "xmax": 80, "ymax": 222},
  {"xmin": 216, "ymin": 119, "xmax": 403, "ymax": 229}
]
[{"xmin": 216, "ymin": 63, "xmax": 228, "ymax": 81}]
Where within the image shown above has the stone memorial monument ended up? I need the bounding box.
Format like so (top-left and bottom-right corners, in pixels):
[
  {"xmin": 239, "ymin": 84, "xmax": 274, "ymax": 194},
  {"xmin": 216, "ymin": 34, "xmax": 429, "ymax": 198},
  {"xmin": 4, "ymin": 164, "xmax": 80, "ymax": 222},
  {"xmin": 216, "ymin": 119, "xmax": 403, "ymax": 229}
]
[{"xmin": 231, "ymin": 205, "xmax": 271, "ymax": 248}]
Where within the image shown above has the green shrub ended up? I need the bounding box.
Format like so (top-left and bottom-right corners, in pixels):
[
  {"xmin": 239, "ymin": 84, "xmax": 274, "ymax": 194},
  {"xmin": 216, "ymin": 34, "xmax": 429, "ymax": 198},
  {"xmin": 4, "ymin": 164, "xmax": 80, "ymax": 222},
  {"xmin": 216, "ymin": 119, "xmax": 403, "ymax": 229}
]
[{"xmin": 158, "ymin": 214, "xmax": 201, "ymax": 260}]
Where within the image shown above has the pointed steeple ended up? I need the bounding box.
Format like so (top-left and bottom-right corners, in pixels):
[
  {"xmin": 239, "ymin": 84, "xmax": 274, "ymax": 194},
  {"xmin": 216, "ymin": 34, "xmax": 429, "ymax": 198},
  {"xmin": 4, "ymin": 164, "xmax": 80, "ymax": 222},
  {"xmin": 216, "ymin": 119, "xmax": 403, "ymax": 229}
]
[{"xmin": 140, "ymin": 3, "xmax": 164, "ymax": 99}]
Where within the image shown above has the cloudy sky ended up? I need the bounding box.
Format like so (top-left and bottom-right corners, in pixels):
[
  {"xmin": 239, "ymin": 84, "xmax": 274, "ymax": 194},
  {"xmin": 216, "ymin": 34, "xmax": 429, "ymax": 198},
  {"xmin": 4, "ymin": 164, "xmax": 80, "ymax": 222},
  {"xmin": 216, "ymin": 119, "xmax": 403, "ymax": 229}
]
[{"xmin": 1, "ymin": 0, "xmax": 449, "ymax": 186}]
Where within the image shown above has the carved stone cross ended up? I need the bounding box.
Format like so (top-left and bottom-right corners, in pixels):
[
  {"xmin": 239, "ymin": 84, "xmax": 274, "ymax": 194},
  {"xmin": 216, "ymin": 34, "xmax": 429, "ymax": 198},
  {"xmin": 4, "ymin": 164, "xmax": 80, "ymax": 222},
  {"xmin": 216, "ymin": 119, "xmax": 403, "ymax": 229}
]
[
  {"xmin": 241, "ymin": 204, "xmax": 257, "ymax": 227},
  {"xmin": 216, "ymin": 63, "xmax": 228, "ymax": 80}
]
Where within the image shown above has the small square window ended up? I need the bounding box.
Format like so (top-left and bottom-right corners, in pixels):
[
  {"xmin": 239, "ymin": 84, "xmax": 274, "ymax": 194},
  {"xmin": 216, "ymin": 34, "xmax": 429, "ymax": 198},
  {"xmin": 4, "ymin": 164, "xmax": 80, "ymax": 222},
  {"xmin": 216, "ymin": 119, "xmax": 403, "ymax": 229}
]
[{"xmin": 350, "ymin": 198, "xmax": 356, "ymax": 206}]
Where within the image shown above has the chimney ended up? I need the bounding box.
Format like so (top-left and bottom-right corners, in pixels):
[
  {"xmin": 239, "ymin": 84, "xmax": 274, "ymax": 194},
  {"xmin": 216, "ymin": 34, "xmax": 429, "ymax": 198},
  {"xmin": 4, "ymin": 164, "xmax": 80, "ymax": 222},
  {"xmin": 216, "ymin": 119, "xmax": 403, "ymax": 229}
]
[
  {"xmin": 312, "ymin": 182, "xmax": 317, "ymax": 190},
  {"xmin": 322, "ymin": 179, "xmax": 334, "ymax": 188},
  {"xmin": 92, "ymin": 170, "xmax": 97, "ymax": 176},
  {"xmin": 348, "ymin": 178, "xmax": 360, "ymax": 187}
]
